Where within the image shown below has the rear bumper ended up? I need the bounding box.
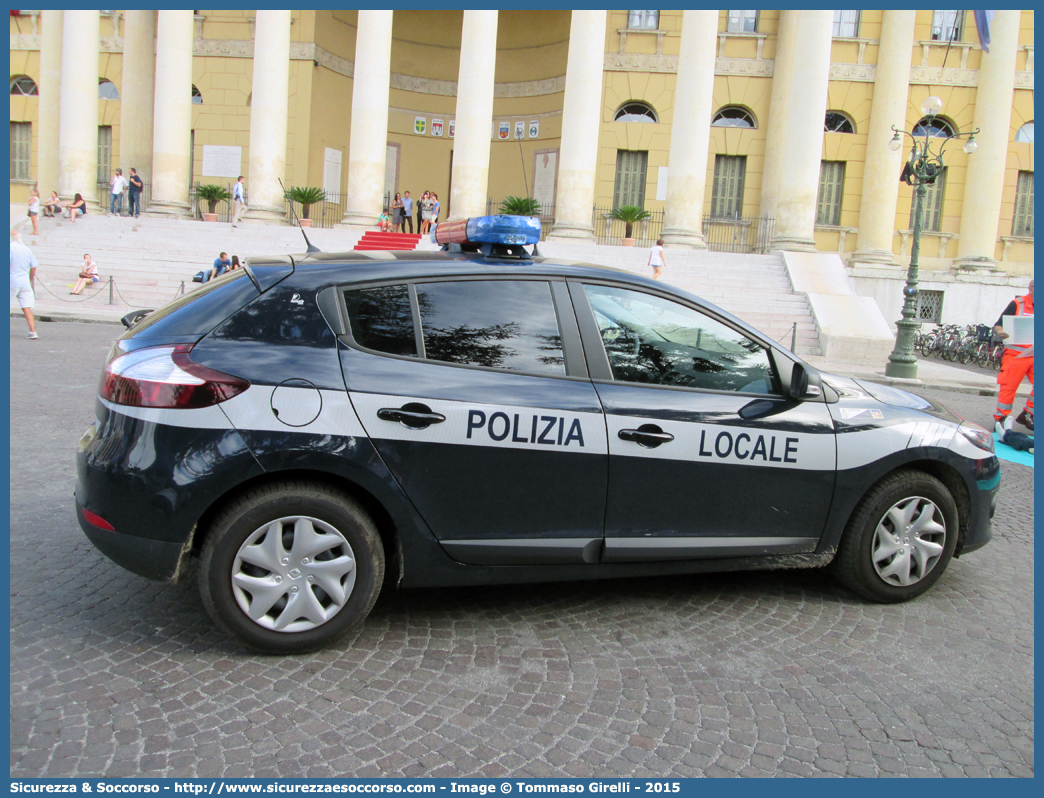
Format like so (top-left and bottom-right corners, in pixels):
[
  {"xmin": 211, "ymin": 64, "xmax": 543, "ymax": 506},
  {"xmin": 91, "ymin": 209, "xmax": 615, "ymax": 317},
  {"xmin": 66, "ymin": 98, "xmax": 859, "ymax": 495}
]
[{"xmin": 76, "ymin": 500, "xmax": 187, "ymax": 581}]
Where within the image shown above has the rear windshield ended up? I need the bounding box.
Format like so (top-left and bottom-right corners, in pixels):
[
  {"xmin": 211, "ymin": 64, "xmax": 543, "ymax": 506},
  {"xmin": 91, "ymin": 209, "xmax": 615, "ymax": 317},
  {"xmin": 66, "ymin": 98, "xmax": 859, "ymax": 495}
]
[{"xmin": 121, "ymin": 270, "xmax": 259, "ymax": 339}]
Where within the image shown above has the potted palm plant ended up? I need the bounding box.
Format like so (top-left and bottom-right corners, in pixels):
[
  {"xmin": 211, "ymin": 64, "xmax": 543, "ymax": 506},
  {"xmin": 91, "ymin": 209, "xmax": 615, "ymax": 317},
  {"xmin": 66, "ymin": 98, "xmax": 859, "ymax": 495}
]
[
  {"xmin": 610, "ymin": 205, "xmax": 652, "ymax": 246},
  {"xmin": 196, "ymin": 184, "xmax": 232, "ymax": 222},
  {"xmin": 498, "ymin": 196, "xmax": 541, "ymax": 217},
  {"xmin": 286, "ymin": 186, "xmax": 326, "ymax": 227}
]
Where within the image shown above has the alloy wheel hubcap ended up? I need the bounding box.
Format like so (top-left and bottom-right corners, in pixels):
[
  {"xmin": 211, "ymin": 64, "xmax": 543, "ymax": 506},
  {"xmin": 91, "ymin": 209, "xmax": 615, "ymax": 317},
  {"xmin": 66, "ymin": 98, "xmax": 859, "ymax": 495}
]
[
  {"xmin": 871, "ymin": 496, "xmax": 946, "ymax": 587},
  {"xmin": 231, "ymin": 515, "xmax": 356, "ymax": 632}
]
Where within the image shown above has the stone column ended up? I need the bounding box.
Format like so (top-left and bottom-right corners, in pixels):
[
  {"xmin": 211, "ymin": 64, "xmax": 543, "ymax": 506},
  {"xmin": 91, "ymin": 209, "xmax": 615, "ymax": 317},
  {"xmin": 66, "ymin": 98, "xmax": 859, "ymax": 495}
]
[
  {"xmin": 955, "ymin": 10, "xmax": 1021, "ymax": 268},
  {"xmin": 341, "ymin": 10, "xmax": 393, "ymax": 227},
  {"xmin": 769, "ymin": 10, "xmax": 833, "ymax": 251},
  {"xmin": 245, "ymin": 9, "xmax": 292, "ymax": 221},
  {"xmin": 661, "ymin": 10, "xmax": 717, "ymax": 249},
  {"xmin": 547, "ymin": 10, "xmax": 607, "ymax": 242},
  {"xmin": 449, "ymin": 10, "xmax": 498, "ymax": 220},
  {"xmin": 759, "ymin": 9, "xmax": 797, "ymax": 220},
  {"xmin": 120, "ymin": 10, "xmax": 157, "ymax": 188},
  {"xmin": 851, "ymin": 11, "xmax": 916, "ymax": 265},
  {"xmin": 37, "ymin": 10, "xmax": 62, "ymax": 197},
  {"xmin": 150, "ymin": 10, "xmax": 193, "ymax": 217},
  {"xmin": 58, "ymin": 10, "xmax": 99, "ymax": 209}
]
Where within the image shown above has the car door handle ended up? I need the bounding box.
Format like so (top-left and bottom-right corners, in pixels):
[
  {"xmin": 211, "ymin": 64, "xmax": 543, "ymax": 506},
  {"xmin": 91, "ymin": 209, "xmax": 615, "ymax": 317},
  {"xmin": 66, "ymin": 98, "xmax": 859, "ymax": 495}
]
[
  {"xmin": 377, "ymin": 403, "xmax": 446, "ymax": 429},
  {"xmin": 618, "ymin": 425, "xmax": 674, "ymax": 448}
]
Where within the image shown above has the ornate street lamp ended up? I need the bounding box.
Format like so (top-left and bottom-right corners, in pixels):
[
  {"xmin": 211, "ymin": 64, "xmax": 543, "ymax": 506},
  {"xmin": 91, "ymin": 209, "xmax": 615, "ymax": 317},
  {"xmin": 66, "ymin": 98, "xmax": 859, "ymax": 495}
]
[{"xmin": 884, "ymin": 96, "xmax": 979, "ymax": 379}]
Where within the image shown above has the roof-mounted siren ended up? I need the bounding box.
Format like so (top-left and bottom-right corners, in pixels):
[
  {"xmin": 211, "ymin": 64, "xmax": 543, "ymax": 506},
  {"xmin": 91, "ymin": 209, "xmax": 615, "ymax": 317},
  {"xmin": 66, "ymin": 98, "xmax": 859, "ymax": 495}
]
[{"xmin": 431, "ymin": 215, "xmax": 542, "ymax": 258}]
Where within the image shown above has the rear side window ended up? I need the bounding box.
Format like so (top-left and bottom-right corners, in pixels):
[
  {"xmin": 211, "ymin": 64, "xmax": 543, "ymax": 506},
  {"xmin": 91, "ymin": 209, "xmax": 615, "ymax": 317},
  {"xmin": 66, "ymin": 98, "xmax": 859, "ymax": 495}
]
[
  {"xmin": 344, "ymin": 280, "xmax": 565, "ymax": 376},
  {"xmin": 416, "ymin": 281, "xmax": 564, "ymax": 374},
  {"xmin": 344, "ymin": 285, "xmax": 417, "ymax": 357}
]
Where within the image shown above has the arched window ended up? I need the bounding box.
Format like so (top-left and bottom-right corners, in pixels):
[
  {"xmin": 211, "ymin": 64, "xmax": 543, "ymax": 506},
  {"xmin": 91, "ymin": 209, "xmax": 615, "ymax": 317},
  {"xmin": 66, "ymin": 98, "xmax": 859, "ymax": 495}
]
[
  {"xmin": 1015, "ymin": 121, "xmax": 1034, "ymax": 143},
  {"xmin": 613, "ymin": 102, "xmax": 658, "ymax": 123},
  {"xmin": 192, "ymin": 85, "xmax": 203, "ymax": 104},
  {"xmin": 824, "ymin": 111, "xmax": 855, "ymax": 133},
  {"xmin": 10, "ymin": 75, "xmax": 38, "ymax": 96},
  {"xmin": 913, "ymin": 116, "xmax": 957, "ymax": 137},
  {"xmin": 712, "ymin": 106, "xmax": 756, "ymax": 129},
  {"xmin": 98, "ymin": 79, "xmax": 119, "ymax": 100}
]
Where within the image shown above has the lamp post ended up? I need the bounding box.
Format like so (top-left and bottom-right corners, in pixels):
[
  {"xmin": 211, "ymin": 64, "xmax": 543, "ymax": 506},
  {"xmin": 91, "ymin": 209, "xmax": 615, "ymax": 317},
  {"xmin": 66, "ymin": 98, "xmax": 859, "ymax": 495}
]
[{"xmin": 884, "ymin": 96, "xmax": 979, "ymax": 379}]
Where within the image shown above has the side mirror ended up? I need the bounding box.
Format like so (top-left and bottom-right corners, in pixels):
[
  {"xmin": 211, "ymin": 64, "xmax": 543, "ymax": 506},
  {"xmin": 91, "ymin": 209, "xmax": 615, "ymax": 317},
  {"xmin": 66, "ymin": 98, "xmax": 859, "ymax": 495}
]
[{"xmin": 789, "ymin": 362, "xmax": 809, "ymax": 400}]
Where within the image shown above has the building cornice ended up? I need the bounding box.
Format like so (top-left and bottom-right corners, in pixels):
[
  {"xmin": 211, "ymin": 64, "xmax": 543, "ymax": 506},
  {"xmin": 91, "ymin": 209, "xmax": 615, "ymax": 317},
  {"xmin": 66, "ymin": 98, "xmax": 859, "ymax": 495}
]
[{"xmin": 12, "ymin": 35, "xmax": 1028, "ymax": 92}]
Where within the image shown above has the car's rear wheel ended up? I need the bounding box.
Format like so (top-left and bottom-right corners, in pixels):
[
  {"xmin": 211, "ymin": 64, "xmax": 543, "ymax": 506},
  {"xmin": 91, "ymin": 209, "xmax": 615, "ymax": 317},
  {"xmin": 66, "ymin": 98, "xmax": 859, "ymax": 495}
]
[
  {"xmin": 199, "ymin": 482, "xmax": 384, "ymax": 653},
  {"xmin": 835, "ymin": 470, "xmax": 958, "ymax": 603}
]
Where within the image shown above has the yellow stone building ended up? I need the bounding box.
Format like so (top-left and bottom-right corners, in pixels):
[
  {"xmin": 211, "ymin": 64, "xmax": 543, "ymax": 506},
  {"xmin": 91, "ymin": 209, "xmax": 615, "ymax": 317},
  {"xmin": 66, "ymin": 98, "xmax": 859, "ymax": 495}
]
[{"xmin": 9, "ymin": 9, "xmax": 1034, "ymax": 275}]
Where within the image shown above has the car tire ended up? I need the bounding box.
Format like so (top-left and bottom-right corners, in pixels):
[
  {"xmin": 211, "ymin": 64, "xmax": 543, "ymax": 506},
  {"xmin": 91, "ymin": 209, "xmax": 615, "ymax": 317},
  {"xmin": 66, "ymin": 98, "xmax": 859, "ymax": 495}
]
[
  {"xmin": 834, "ymin": 470, "xmax": 958, "ymax": 603},
  {"xmin": 199, "ymin": 481, "xmax": 384, "ymax": 653}
]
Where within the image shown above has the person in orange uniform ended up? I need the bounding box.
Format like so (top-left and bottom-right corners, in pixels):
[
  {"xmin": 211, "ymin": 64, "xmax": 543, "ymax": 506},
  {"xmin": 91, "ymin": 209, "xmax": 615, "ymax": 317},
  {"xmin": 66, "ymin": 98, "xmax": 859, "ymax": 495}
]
[{"xmin": 993, "ymin": 279, "xmax": 1033, "ymax": 431}]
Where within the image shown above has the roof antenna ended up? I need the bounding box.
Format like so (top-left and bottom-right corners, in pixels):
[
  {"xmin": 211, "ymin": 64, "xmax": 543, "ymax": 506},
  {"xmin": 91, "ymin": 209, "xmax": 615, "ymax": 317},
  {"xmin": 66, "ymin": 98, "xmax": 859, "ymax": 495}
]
[
  {"xmin": 515, "ymin": 126, "xmax": 542, "ymax": 257},
  {"xmin": 278, "ymin": 178, "xmax": 321, "ymax": 253}
]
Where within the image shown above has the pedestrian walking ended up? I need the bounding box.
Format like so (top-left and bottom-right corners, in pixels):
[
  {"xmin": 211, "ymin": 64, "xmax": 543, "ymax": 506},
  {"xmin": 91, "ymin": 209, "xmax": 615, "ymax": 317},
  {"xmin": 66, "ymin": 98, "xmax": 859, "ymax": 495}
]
[
  {"xmin": 402, "ymin": 191, "xmax": 414, "ymax": 234},
  {"xmin": 10, "ymin": 230, "xmax": 39, "ymax": 339},
  {"xmin": 231, "ymin": 176, "xmax": 247, "ymax": 227},
  {"xmin": 127, "ymin": 168, "xmax": 144, "ymax": 218},
  {"xmin": 992, "ymin": 279, "xmax": 1034, "ymax": 431},
  {"xmin": 27, "ymin": 188, "xmax": 40, "ymax": 236},
  {"xmin": 109, "ymin": 169, "xmax": 128, "ymax": 216},
  {"xmin": 647, "ymin": 238, "xmax": 666, "ymax": 280}
]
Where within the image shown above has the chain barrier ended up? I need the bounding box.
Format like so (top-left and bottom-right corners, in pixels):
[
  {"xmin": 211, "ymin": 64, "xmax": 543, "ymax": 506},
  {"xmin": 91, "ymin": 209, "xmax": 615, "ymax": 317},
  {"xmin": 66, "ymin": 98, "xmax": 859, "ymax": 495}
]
[
  {"xmin": 110, "ymin": 278, "xmax": 139, "ymax": 308},
  {"xmin": 776, "ymin": 322, "xmax": 798, "ymax": 352},
  {"xmin": 34, "ymin": 275, "xmax": 110, "ymax": 303},
  {"xmin": 34, "ymin": 272, "xmax": 184, "ymax": 309}
]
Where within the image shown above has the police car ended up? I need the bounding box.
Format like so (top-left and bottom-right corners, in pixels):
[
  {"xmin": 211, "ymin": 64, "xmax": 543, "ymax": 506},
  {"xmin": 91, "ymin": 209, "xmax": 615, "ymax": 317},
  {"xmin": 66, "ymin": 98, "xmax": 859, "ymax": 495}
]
[{"xmin": 75, "ymin": 215, "xmax": 999, "ymax": 653}]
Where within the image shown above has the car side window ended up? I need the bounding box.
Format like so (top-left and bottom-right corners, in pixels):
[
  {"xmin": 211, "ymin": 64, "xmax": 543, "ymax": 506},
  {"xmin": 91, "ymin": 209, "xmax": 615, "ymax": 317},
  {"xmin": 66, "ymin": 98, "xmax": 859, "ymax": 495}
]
[
  {"xmin": 344, "ymin": 285, "xmax": 418, "ymax": 357},
  {"xmin": 416, "ymin": 280, "xmax": 565, "ymax": 375},
  {"xmin": 583, "ymin": 284, "xmax": 781, "ymax": 394}
]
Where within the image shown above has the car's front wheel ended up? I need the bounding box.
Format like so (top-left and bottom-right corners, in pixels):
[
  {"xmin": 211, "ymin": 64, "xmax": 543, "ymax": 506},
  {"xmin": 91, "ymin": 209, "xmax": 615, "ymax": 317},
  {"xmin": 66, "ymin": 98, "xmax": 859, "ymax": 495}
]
[
  {"xmin": 199, "ymin": 482, "xmax": 384, "ymax": 653},
  {"xmin": 835, "ymin": 470, "xmax": 958, "ymax": 603}
]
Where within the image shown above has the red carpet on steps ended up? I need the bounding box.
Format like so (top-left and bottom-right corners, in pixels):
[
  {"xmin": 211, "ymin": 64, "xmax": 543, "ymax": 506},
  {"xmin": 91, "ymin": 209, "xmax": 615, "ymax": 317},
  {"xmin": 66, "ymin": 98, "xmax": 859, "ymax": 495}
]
[{"xmin": 354, "ymin": 231, "xmax": 423, "ymax": 251}]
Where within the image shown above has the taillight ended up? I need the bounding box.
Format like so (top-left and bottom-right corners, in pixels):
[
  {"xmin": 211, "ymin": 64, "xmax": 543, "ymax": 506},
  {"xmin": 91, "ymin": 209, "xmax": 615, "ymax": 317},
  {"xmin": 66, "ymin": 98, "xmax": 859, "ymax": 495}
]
[{"xmin": 100, "ymin": 344, "xmax": 249, "ymax": 409}]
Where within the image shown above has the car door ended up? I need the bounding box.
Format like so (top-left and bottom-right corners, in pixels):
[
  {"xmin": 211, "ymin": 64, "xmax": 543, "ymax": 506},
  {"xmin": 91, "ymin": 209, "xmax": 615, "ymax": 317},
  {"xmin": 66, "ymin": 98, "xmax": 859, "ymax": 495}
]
[
  {"xmin": 572, "ymin": 281, "xmax": 837, "ymax": 563},
  {"xmin": 336, "ymin": 277, "xmax": 608, "ymax": 566}
]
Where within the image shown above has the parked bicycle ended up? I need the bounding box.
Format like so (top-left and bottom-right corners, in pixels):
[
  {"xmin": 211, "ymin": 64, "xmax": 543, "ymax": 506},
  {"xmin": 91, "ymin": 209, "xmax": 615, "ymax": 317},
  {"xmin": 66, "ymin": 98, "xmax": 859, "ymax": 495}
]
[{"xmin": 915, "ymin": 322, "xmax": 1003, "ymax": 369}]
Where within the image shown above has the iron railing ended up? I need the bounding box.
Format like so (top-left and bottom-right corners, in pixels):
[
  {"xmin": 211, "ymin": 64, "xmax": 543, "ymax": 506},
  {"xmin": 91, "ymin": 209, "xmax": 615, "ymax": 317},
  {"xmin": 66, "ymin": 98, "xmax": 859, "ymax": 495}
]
[
  {"xmin": 484, "ymin": 198, "xmax": 556, "ymax": 240},
  {"xmin": 282, "ymin": 191, "xmax": 350, "ymax": 229},
  {"xmin": 96, "ymin": 180, "xmax": 152, "ymax": 216},
  {"xmin": 593, "ymin": 206, "xmax": 665, "ymax": 248},
  {"xmin": 188, "ymin": 182, "xmax": 236, "ymax": 222},
  {"xmin": 701, "ymin": 214, "xmax": 775, "ymax": 254}
]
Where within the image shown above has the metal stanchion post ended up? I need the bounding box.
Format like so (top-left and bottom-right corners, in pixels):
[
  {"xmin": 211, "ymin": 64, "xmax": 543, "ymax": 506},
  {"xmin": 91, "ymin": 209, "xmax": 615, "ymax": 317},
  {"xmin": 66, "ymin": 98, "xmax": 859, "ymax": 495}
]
[
  {"xmin": 179, "ymin": 281, "xmax": 185, "ymax": 296},
  {"xmin": 108, "ymin": 276, "xmax": 115, "ymax": 305}
]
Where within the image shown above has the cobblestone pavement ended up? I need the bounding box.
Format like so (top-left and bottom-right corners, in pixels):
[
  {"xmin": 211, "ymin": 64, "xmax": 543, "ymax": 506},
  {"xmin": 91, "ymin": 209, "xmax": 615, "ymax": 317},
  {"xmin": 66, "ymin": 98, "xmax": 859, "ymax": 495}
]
[{"xmin": 10, "ymin": 320, "xmax": 1034, "ymax": 778}]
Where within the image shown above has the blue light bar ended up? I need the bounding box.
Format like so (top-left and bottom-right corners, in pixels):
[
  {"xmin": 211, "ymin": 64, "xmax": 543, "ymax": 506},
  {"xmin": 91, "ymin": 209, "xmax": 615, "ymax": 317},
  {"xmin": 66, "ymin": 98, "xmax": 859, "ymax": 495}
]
[{"xmin": 466, "ymin": 215, "xmax": 541, "ymax": 246}]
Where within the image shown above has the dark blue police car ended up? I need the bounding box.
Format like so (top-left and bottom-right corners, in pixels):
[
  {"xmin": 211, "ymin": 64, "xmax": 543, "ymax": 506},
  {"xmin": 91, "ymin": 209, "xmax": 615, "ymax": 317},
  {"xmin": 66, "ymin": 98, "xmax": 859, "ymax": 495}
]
[{"xmin": 75, "ymin": 215, "xmax": 999, "ymax": 652}]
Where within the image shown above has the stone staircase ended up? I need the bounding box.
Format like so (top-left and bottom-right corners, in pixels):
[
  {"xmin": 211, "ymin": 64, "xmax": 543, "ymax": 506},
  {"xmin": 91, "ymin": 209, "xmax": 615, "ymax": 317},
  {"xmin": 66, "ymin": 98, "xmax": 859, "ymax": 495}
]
[
  {"xmin": 354, "ymin": 231, "xmax": 422, "ymax": 251},
  {"xmin": 16, "ymin": 212, "xmax": 822, "ymax": 356},
  {"xmin": 540, "ymin": 242, "xmax": 823, "ymax": 357},
  {"xmin": 20, "ymin": 213, "xmax": 363, "ymax": 310}
]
